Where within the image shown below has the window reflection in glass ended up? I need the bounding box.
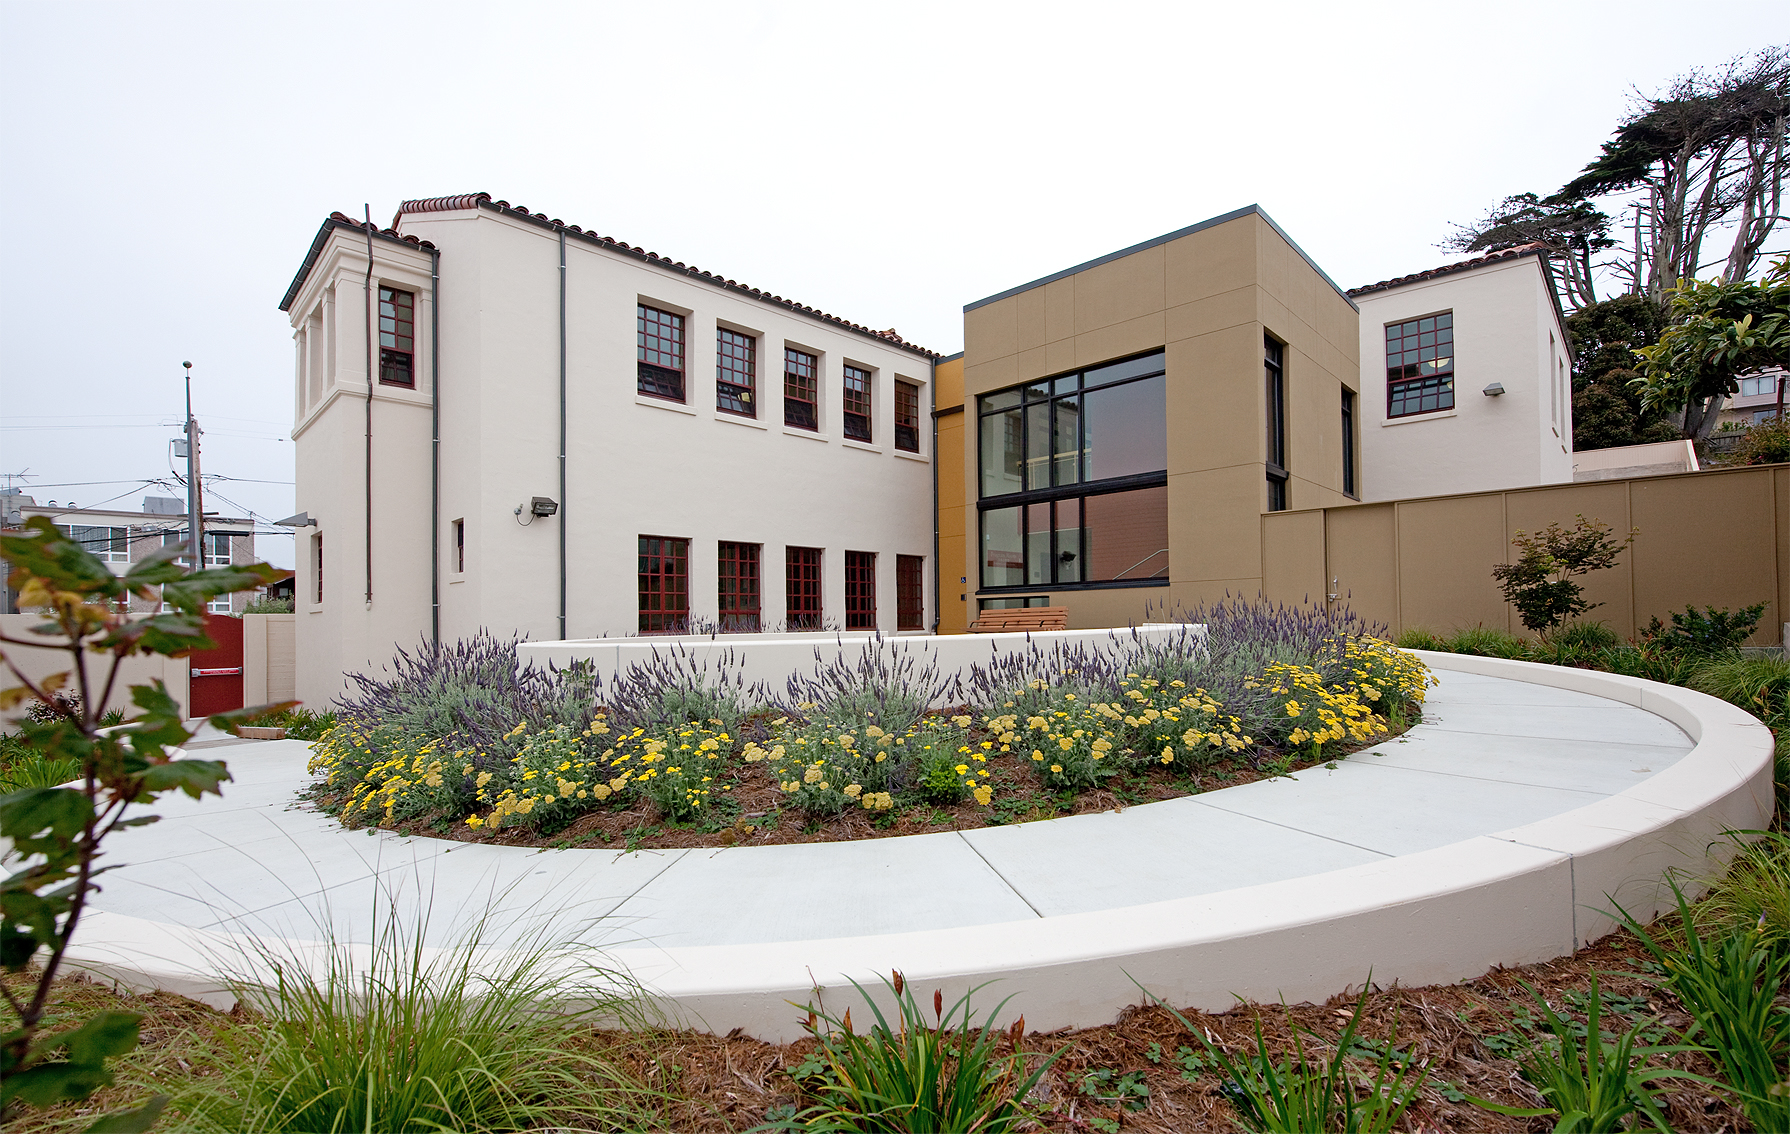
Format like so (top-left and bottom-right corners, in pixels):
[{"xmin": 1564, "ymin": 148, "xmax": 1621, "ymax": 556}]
[
  {"xmin": 1085, "ymin": 487, "xmax": 1169, "ymax": 581},
  {"xmin": 1084, "ymin": 374, "xmax": 1165, "ymax": 481},
  {"xmin": 1055, "ymin": 497, "xmax": 1082, "ymax": 583},
  {"xmin": 981, "ymin": 506, "xmax": 1024, "ymax": 588},
  {"xmin": 1025, "ymin": 502, "xmax": 1051, "ymax": 586},
  {"xmin": 980, "ymin": 409, "xmax": 1023, "ymax": 497},
  {"xmin": 1053, "ymin": 399, "xmax": 1081, "ymax": 485}
]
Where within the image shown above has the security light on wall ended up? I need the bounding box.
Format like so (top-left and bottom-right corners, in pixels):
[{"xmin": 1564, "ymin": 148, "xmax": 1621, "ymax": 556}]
[
  {"xmin": 1482, "ymin": 382, "xmax": 1506, "ymax": 397},
  {"xmin": 516, "ymin": 497, "xmax": 559, "ymax": 518}
]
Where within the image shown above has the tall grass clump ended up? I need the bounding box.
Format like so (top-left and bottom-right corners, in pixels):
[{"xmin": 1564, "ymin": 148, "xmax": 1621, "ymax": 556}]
[
  {"xmin": 1440, "ymin": 625, "xmax": 1528, "ymax": 658},
  {"xmin": 173, "ymin": 903, "xmax": 651, "ymax": 1133},
  {"xmin": 778, "ymin": 973, "xmax": 1062, "ymax": 1133},
  {"xmin": 783, "ymin": 635, "xmax": 959, "ymax": 734},
  {"xmin": 1692, "ymin": 830, "xmax": 1790, "ymax": 945}
]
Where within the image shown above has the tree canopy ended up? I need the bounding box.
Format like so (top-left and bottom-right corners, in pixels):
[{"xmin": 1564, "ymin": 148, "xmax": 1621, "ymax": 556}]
[{"xmin": 1632, "ymin": 253, "xmax": 1790, "ymax": 438}]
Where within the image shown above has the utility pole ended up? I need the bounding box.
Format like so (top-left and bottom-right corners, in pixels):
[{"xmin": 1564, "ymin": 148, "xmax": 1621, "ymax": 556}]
[{"xmin": 182, "ymin": 362, "xmax": 204, "ymax": 570}]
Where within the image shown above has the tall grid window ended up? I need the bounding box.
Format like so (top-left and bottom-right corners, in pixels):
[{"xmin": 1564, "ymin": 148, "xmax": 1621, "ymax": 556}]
[
  {"xmin": 378, "ymin": 286, "xmax": 415, "ymax": 387},
  {"xmin": 717, "ymin": 541, "xmax": 761, "ymax": 633},
  {"xmin": 638, "ymin": 536, "xmax": 689, "ymax": 633},
  {"xmin": 1341, "ymin": 387, "xmax": 1357, "ymax": 498},
  {"xmin": 843, "ymin": 364, "xmax": 872, "ymax": 441},
  {"xmin": 716, "ymin": 328, "xmax": 756, "ymax": 416},
  {"xmin": 637, "ymin": 305, "xmax": 685, "ymax": 401},
  {"xmin": 452, "ymin": 519, "xmax": 465, "ymax": 573},
  {"xmin": 786, "ymin": 546, "xmax": 822, "ymax": 630},
  {"xmin": 894, "ymin": 380, "xmax": 920, "ymax": 452},
  {"xmin": 1385, "ymin": 312, "xmax": 1454, "ymax": 417},
  {"xmin": 976, "ymin": 350, "xmax": 1169, "ymax": 591},
  {"xmin": 205, "ymin": 531, "xmax": 232, "ymax": 566},
  {"xmin": 785, "ymin": 348, "xmax": 819, "ymax": 430},
  {"xmin": 845, "ymin": 551, "xmax": 876, "ymax": 629},
  {"xmin": 71, "ymin": 525, "xmax": 129, "ymax": 563},
  {"xmin": 313, "ymin": 532, "xmax": 324, "ymax": 604},
  {"xmin": 896, "ymin": 554, "xmax": 924, "ymax": 630},
  {"xmin": 1265, "ymin": 337, "xmax": 1288, "ymax": 512}
]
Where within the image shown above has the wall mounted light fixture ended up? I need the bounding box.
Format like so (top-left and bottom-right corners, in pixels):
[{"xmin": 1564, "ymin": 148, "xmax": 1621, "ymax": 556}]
[{"xmin": 1482, "ymin": 382, "xmax": 1506, "ymax": 397}]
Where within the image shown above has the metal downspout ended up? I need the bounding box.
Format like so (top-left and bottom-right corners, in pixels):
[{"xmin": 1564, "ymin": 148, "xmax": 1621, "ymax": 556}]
[
  {"xmin": 363, "ymin": 209, "xmax": 374, "ymax": 607},
  {"xmin": 930, "ymin": 360, "xmax": 940, "ymax": 633},
  {"xmin": 558, "ymin": 230, "xmax": 567, "ymax": 640},
  {"xmin": 430, "ymin": 245, "xmax": 441, "ymax": 644}
]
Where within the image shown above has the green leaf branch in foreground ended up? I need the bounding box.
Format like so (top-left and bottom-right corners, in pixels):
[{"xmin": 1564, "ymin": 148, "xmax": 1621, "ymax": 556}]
[{"xmin": 0, "ymin": 517, "xmax": 289, "ymax": 1129}]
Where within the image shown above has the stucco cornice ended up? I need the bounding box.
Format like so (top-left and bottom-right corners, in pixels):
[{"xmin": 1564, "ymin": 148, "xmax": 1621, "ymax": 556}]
[{"xmin": 279, "ymin": 217, "xmax": 437, "ymax": 314}]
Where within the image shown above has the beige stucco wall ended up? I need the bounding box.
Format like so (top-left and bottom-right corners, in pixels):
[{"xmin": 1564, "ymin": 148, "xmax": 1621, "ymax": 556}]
[
  {"xmin": 0, "ymin": 613, "xmax": 191, "ymax": 725},
  {"xmin": 959, "ymin": 207, "xmax": 1360, "ymax": 628},
  {"xmin": 287, "ymin": 206, "xmax": 937, "ymax": 707},
  {"xmin": 1261, "ymin": 464, "xmax": 1790, "ymax": 646},
  {"xmin": 242, "ymin": 613, "xmax": 296, "ymax": 708},
  {"xmin": 1353, "ymin": 254, "xmax": 1575, "ymax": 502}
]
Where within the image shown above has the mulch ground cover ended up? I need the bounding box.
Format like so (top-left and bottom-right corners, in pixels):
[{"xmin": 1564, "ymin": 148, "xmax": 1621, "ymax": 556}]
[{"xmin": 15, "ymin": 921, "xmax": 1751, "ymax": 1133}]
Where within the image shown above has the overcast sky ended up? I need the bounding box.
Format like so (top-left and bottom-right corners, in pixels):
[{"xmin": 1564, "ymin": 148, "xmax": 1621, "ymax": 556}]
[{"xmin": 1, "ymin": 1, "xmax": 1784, "ymax": 569}]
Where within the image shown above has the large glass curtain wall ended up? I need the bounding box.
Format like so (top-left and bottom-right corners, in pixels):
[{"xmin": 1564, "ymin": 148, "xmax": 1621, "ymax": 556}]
[{"xmin": 977, "ymin": 351, "xmax": 1168, "ymax": 590}]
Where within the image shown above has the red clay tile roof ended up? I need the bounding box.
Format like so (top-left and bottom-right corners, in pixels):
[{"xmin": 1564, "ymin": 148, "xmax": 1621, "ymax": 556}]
[
  {"xmin": 394, "ymin": 192, "xmax": 936, "ymax": 359},
  {"xmin": 1348, "ymin": 242, "xmax": 1551, "ymax": 297}
]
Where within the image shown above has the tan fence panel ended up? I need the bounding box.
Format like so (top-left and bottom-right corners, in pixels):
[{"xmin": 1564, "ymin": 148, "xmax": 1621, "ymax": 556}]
[{"xmin": 1263, "ymin": 464, "xmax": 1787, "ymax": 647}]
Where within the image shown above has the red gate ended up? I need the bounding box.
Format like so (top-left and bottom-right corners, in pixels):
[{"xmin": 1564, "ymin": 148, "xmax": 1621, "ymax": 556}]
[{"xmin": 188, "ymin": 613, "xmax": 244, "ymax": 718}]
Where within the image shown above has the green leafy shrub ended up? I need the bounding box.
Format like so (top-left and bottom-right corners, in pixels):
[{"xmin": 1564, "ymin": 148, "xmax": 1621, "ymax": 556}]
[
  {"xmin": 1641, "ymin": 602, "xmax": 1769, "ymax": 654},
  {"xmin": 781, "ymin": 972, "xmax": 1062, "ymax": 1133},
  {"xmin": 1491, "ymin": 515, "xmax": 1637, "ymax": 632},
  {"xmin": 1714, "ymin": 411, "xmax": 1790, "ymax": 466},
  {"xmin": 1545, "ymin": 620, "xmax": 1623, "ymax": 652},
  {"xmin": 241, "ymin": 595, "xmax": 294, "ymax": 613}
]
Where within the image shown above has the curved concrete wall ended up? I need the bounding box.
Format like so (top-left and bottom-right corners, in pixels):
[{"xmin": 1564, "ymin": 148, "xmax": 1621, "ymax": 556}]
[{"xmin": 61, "ymin": 652, "xmax": 1774, "ymax": 1042}]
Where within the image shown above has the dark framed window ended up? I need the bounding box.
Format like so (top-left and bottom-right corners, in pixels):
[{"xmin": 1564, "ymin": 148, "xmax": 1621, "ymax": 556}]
[
  {"xmin": 378, "ymin": 286, "xmax": 415, "ymax": 386},
  {"xmin": 72, "ymin": 525, "xmax": 129, "ymax": 563},
  {"xmin": 637, "ymin": 305, "xmax": 685, "ymax": 401},
  {"xmin": 1265, "ymin": 336, "xmax": 1288, "ymax": 511},
  {"xmin": 717, "ymin": 328, "xmax": 756, "ymax": 417},
  {"xmin": 1385, "ymin": 312, "xmax": 1454, "ymax": 418},
  {"xmin": 786, "ymin": 546, "xmax": 822, "ymax": 630},
  {"xmin": 1341, "ymin": 387, "xmax": 1357, "ymax": 497},
  {"xmin": 718, "ymin": 541, "xmax": 761, "ymax": 633},
  {"xmin": 896, "ymin": 554, "xmax": 924, "ymax": 629},
  {"xmin": 785, "ymin": 348, "xmax": 818, "ymax": 430},
  {"xmin": 979, "ymin": 595, "xmax": 1049, "ymax": 610},
  {"xmin": 452, "ymin": 518, "xmax": 464, "ymax": 573},
  {"xmin": 975, "ymin": 350, "xmax": 1169, "ymax": 591},
  {"xmin": 638, "ymin": 535, "xmax": 689, "ymax": 633},
  {"xmin": 894, "ymin": 381, "xmax": 921, "ymax": 452},
  {"xmin": 845, "ymin": 550, "xmax": 876, "ymax": 629},
  {"xmin": 312, "ymin": 532, "xmax": 324, "ymax": 604},
  {"xmin": 205, "ymin": 531, "xmax": 232, "ymax": 566},
  {"xmin": 843, "ymin": 364, "xmax": 872, "ymax": 441}
]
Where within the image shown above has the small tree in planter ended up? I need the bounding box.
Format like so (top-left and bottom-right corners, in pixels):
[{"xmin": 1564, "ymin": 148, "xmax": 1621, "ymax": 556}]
[
  {"xmin": 0, "ymin": 518, "xmax": 287, "ymax": 1130},
  {"xmin": 1492, "ymin": 515, "xmax": 1637, "ymax": 633}
]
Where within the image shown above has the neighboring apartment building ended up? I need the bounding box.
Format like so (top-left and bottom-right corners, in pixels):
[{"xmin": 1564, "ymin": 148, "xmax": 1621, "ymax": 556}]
[
  {"xmin": 1348, "ymin": 243, "xmax": 1575, "ymax": 502},
  {"xmin": 1717, "ymin": 367, "xmax": 1788, "ymax": 428},
  {"xmin": 280, "ymin": 193, "xmax": 939, "ymax": 706},
  {"xmin": 937, "ymin": 205, "xmax": 1362, "ymax": 630},
  {"xmin": 0, "ymin": 493, "xmax": 258, "ymax": 614}
]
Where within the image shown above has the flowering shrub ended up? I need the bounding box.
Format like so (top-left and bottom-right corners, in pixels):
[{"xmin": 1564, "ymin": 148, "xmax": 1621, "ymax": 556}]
[
  {"xmin": 1252, "ymin": 662, "xmax": 1386, "ymax": 757},
  {"xmin": 1340, "ymin": 636, "xmax": 1437, "ymax": 719},
  {"xmin": 1109, "ymin": 676, "xmax": 1253, "ymax": 775},
  {"xmin": 765, "ymin": 717, "xmax": 969, "ymax": 816},
  {"xmin": 309, "ymin": 721, "xmax": 468, "ymax": 827},
  {"xmin": 1016, "ymin": 691, "xmax": 1121, "ymax": 792}
]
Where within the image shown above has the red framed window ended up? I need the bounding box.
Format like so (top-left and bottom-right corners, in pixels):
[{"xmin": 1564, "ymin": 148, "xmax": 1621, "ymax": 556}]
[
  {"xmin": 638, "ymin": 305, "xmax": 685, "ymax": 401},
  {"xmin": 1385, "ymin": 312, "xmax": 1454, "ymax": 418},
  {"xmin": 843, "ymin": 365, "xmax": 872, "ymax": 441},
  {"xmin": 378, "ymin": 286, "xmax": 415, "ymax": 386},
  {"xmin": 638, "ymin": 535, "xmax": 689, "ymax": 633},
  {"xmin": 845, "ymin": 550, "xmax": 876, "ymax": 630},
  {"xmin": 717, "ymin": 328, "xmax": 756, "ymax": 416},
  {"xmin": 895, "ymin": 380, "xmax": 920, "ymax": 452},
  {"xmin": 785, "ymin": 348, "xmax": 818, "ymax": 430},
  {"xmin": 718, "ymin": 541, "xmax": 761, "ymax": 633},
  {"xmin": 786, "ymin": 546, "xmax": 822, "ymax": 630},
  {"xmin": 312, "ymin": 532, "xmax": 323, "ymax": 604},
  {"xmin": 896, "ymin": 554, "xmax": 924, "ymax": 630},
  {"xmin": 452, "ymin": 519, "xmax": 464, "ymax": 573}
]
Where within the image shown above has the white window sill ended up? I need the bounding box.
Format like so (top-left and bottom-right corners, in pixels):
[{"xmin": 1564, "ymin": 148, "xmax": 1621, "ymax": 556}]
[
  {"xmin": 783, "ymin": 428, "xmax": 828, "ymax": 442},
  {"xmin": 1380, "ymin": 410, "xmax": 1456, "ymax": 426},
  {"xmin": 842, "ymin": 439, "xmax": 882, "ymax": 455},
  {"xmin": 448, "ymin": 576, "xmax": 465, "ymax": 585},
  {"xmin": 716, "ymin": 413, "xmax": 769, "ymax": 431},
  {"xmin": 636, "ymin": 395, "xmax": 697, "ymax": 416},
  {"xmin": 893, "ymin": 449, "xmax": 928, "ymax": 463}
]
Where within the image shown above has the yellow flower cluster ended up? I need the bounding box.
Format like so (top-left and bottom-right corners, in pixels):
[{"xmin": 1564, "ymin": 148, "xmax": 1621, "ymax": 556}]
[
  {"xmin": 308, "ymin": 721, "xmax": 466, "ymax": 827},
  {"xmin": 767, "ymin": 718, "xmax": 933, "ymax": 817},
  {"xmin": 1338, "ymin": 636, "xmax": 1437, "ymax": 714},
  {"xmin": 1256, "ymin": 661, "xmax": 1386, "ymax": 754},
  {"xmin": 1108, "ymin": 675, "xmax": 1253, "ymax": 774}
]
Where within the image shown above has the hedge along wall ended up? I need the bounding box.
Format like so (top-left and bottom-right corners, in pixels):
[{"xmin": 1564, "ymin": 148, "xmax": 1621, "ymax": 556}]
[{"xmin": 1261, "ymin": 463, "xmax": 1790, "ymax": 646}]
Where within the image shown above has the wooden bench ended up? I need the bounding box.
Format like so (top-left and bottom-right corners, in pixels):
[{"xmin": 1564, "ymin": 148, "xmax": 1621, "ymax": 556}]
[{"xmin": 967, "ymin": 606, "xmax": 1069, "ymax": 634}]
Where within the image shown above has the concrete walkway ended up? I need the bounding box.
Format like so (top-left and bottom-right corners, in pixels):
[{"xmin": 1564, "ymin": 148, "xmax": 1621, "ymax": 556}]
[{"xmin": 82, "ymin": 669, "xmax": 1694, "ymax": 953}]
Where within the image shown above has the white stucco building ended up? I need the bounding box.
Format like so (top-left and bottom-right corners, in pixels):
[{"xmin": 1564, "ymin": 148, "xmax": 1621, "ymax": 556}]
[
  {"xmin": 281, "ymin": 192, "xmax": 939, "ymax": 707},
  {"xmin": 1348, "ymin": 244, "xmax": 1575, "ymax": 502}
]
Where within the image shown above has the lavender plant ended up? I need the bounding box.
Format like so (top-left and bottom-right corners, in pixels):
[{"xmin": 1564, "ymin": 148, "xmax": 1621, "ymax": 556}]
[
  {"xmin": 783, "ymin": 635, "xmax": 960, "ymax": 734},
  {"xmin": 603, "ymin": 641, "xmax": 764, "ymax": 733}
]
